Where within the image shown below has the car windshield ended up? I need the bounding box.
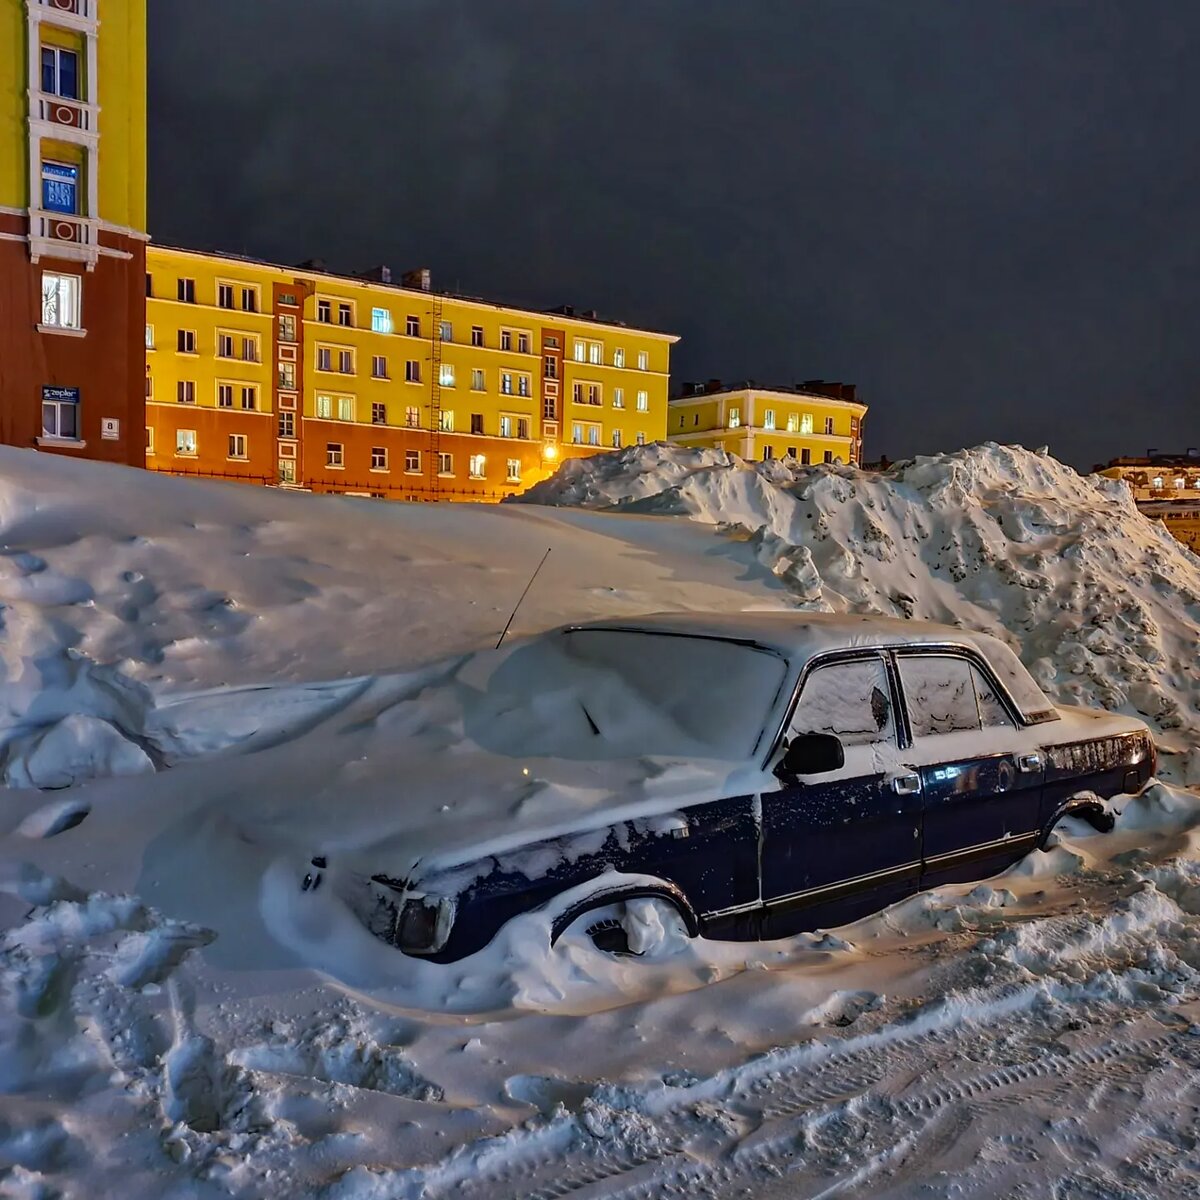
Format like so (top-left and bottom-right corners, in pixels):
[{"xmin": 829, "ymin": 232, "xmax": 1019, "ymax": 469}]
[
  {"xmin": 464, "ymin": 630, "xmax": 789, "ymax": 762},
  {"xmin": 975, "ymin": 635, "xmax": 1060, "ymax": 724}
]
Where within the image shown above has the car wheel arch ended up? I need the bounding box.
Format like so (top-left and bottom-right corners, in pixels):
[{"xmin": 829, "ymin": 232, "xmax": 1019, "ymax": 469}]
[
  {"xmin": 547, "ymin": 878, "xmax": 700, "ymax": 947},
  {"xmin": 1038, "ymin": 792, "xmax": 1115, "ymax": 849}
]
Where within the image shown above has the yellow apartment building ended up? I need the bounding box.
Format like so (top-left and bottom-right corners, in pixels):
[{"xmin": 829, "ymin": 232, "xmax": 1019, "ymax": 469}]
[
  {"xmin": 1097, "ymin": 453, "xmax": 1200, "ymax": 552},
  {"xmin": 668, "ymin": 381, "xmax": 866, "ymax": 466}
]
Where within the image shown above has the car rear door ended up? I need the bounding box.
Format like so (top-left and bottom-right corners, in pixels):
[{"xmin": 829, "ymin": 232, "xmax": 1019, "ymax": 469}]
[
  {"xmin": 759, "ymin": 653, "xmax": 923, "ymax": 938},
  {"xmin": 893, "ymin": 652, "xmax": 1045, "ymax": 889}
]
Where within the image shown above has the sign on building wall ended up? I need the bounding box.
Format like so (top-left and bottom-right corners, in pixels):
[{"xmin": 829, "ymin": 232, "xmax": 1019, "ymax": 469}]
[
  {"xmin": 42, "ymin": 385, "xmax": 79, "ymax": 403},
  {"xmin": 100, "ymin": 418, "xmax": 120, "ymax": 440}
]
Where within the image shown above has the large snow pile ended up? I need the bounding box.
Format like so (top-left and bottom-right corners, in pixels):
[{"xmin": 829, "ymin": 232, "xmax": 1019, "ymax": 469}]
[{"xmin": 517, "ymin": 442, "xmax": 1200, "ymax": 778}]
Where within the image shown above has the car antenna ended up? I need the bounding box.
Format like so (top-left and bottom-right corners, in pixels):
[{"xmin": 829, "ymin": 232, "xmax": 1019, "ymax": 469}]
[{"xmin": 496, "ymin": 547, "xmax": 552, "ymax": 649}]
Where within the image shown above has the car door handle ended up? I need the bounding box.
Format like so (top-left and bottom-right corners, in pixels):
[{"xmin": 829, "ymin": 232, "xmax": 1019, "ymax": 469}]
[
  {"xmin": 892, "ymin": 773, "xmax": 922, "ymax": 795},
  {"xmin": 1017, "ymin": 753, "xmax": 1043, "ymax": 773}
]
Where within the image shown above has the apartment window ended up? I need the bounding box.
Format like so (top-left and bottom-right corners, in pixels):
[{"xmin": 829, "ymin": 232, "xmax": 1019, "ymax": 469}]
[
  {"xmin": 543, "ymin": 396, "xmax": 557, "ymax": 420},
  {"xmin": 177, "ymin": 329, "xmax": 196, "ymax": 354},
  {"xmin": 517, "ymin": 417, "xmax": 530, "ymax": 439},
  {"xmin": 506, "ymin": 459, "xmax": 521, "ymax": 482},
  {"xmin": 801, "ymin": 413, "xmax": 814, "ymax": 435},
  {"xmin": 764, "ymin": 409, "xmax": 776, "ymax": 431},
  {"xmin": 501, "ymin": 372, "xmax": 514, "ymax": 395},
  {"xmin": 636, "ymin": 390, "xmax": 648, "ymax": 412},
  {"xmin": 145, "ymin": 371, "xmax": 153, "ymax": 399},
  {"xmin": 545, "ymin": 336, "xmax": 559, "ymax": 349},
  {"xmin": 338, "ymin": 303, "xmax": 352, "ymax": 327},
  {"xmin": 572, "ymin": 382, "xmax": 582, "ymax": 404},
  {"xmin": 371, "ymin": 307, "xmax": 392, "ymax": 334},
  {"xmin": 241, "ymin": 287, "xmax": 257, "ymax": 313},
  {"xmin": 146, "ymin": 425, "xmax": 154, "ymax": 452},
  {"xmin": 824, "ymin": 416, "xmax": 835, "ymax": 435},
  {"xmin": 637, "ymin": 351, "xmax": 649, "ymax": 371},
  {"xmin": 176, "ymin": 429, "xmax": 197, "ymax": 456},
  {"xmin": 469, "ymin": 454, "xmax": 486, "ymax": 479},
  {"xmin": 371, "ymin": 447, "xmax": 388, "ymax": 471},
  {"xmin": 372, "ymin": 355, "xmax": 387, "ymax": 379},
  {"xmin": 406, "ymin": 315, "xmax": 420, "ymax": 337},
  {"xmin": 471, "ymin": 413, "xmax": 484, "ymax": 435},
  {"xmin": 405, "ymin": 359, "xmax": 421, "ymax": 383},
  {"xmin": 636, "ymin": 432, "xmax": 646, "ymax": 446},
  {"xmin": 499, "ymin": 414, "xmax": 512, "ymax": 438},
  {"xmin": 613, "ymin": 348, "xmax": 625, "ymax": 368},
  {"xmin": 786, "ymin": 414, "xmax": 798, "ymax": 433},
  {"xmin": 228, "ymin": 433, "xmax": 247, "ymax": 460},
  {"xmin": 40, "ymin": 46, "xmax": 79, "ymax": 98},
  {"xmin": 471, "ymin": 326, "xmax": 484, "ymax": 347},
  {"xmin": 40, "ymin": 161, "xmax": 77, "ymax": 215},
  {"xmin": 338, "ymin": 349, "xmax": 353, "ymax": 374},
  {"xmin": 278, "ymin": 460, "xmax": 296, "ymax": 484},
  {"xmin": 588, "ymin": 342, "xmax": 602, "ymax": 365},
  {"xmin": 572, "ymin": 339, "xmax": 584, "ymax": 362},
  {"xmin": 405, "ymin": 449, "xmax": 420, "ymax": 473},
  {"xmin": 440, "ymin": 410, "xmax": 454, "ymax": 432},
  {"xmin": 146, "ymin": 273, "xmax": 153, "ymax": 298},
  {"xmin": 544, "ymin": 355, "xmax": 557, "ymax": 379},
  {"xmin": 517, "ymin": 332, "xmax": 530, "ymax": 354},
  {"xmin": 518, "ymin": 375, "xmax": 531, "ymax": 397},
  {"xmin": 693, "ymin": 413, "xmax": 699, "ymax": 426},
  {"xmin": 218, "ymin": 283, "xmax": 234, "ymax": 309},
  {"xmin": 612, "ymin": 431, "xmax": 623, "ymax": 448},
  {"xmin": 587, "ymin": 384, "xmax": 601, "ymax": 406},
  {"xmin": 278, "ymin": 361, "xmax": 296, "ymax": 389},
  {"xmin": 439, "ymin": 363, "xmax": 455, "ymax": 387},
  {"xmin": 439, "ymin": 321, "xmax": 452, "ymax": 343},
  {"xmin": 40, "ymin": 272, "xmax": 80, "ymax": 330},
  {"xmin": 728, "ymin": 407, "xmax": 741, "ymax": 428},
  {"xmin": 371, "ymin": 401, "xmax": 386, "ymax": 424},
  {"xmin": 317, "ymin": 347, "xmax": 332, "ymax": 371},
  {"xmin": 431, "ymin": 450, "xmax": 451, "ymax": 477},
  {"xmin": 316, "ymin": 394, "xmax": 333, "ymax": 419},
  {"xmin": 405, "ymin": 406, "xmax": 420, "ymax": 428},
  {"xmin": 241, "ymin": 386, "xmax": 257, "ymax": 411},
  {"xmin": 500, "ymin": 330, "xmax": 512, "ymax": 351},
  {"xmin": 763, "ymin": 445, "xmax": 773, "ymax": 461},
  {"xmin": 215, "ymin": 332, "xmax": 233, "ymax": 358},
  {"xmin": 327, "ymin": 443, "xmax": 344, "ymax": 467},
  {"xmin": 612, "ymin": 387, "xmax": 624, "ymax": 409},
  {"xmin": 317, "ymin": 300, "xmax": 332, "ymax": 323},
  {"xmin": 41, "ymin": 390, "xmax": 78, "ymax": 439},
  {"xmin": 241, "ymin": 336, "xmax": 258, "ymax": 362},
  {"xmin": 824, "ymin": 450, "xmax": 834, "ymax": 464},
  {"xmin": 678, "ymin": 414, "xmax": 686, "ymax": 428},
  {"xmin": 217, "ymin": 383, "xmax": 233, "ymax": 408},
  {"xmin": 278, "ymin": 314, "xmax": 297, "ymax": 343},
  {"xmin": 177, "ymin": 278, "xmax": 195, "ymax": 304},
  {"xmin": 337, "ymin": 396, "xmax": 354, "ymax": 422},
  {"xmin": 800, "ymin": 448, "xmax": 811, "ymax": 465},
  {"xmin": 177, "ymin": 380, "xmax": 195, "ymax": 404},
  {"xmin": 278, "ymin": 411, "xmax": 295, "ymax": 438},
  {"xmin": 471, "ymin": 367, "xmax": 485, "ymax": 391},
  {"xmin": 571, "ymin": 422, "xmax": 583, "ymax": 444}
]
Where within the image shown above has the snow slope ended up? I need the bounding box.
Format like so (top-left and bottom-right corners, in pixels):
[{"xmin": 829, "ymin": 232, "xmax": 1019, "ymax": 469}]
[{"xmin": 0, "ymin": 443, "xmax": 1197, "ymax": 1199}]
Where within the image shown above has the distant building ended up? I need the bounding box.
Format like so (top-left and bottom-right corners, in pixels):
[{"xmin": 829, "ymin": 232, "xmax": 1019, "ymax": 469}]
[
  {"xmin": 667, "ymin": 380, "xmax": 866, "ymax": 466},
  {"xmin": 1096, "ymin": 450, "xmax": 1200, "ymax": 552}
]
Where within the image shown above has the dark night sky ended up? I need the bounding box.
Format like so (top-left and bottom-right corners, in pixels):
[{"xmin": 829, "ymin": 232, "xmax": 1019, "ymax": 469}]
[{"xmin": 148, "ymin": 1, "xmax": 1199, "ymax": 469}]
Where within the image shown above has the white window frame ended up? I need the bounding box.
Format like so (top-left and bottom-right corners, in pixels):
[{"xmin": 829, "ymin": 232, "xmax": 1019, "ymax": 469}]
[
  {"xmin": 469, "ymin": 453, "xmax": 486, "ymax": 479},
  {"xmin": 40, "ymin": 272, "xmax": 81, "ymax": 331},
  {"xmin": 326, "ymin": 442, "xmax": 345, "ymax": 468},
  {"xmin": 370, "ymin": 446, "xmax": 389, "ymax": 471},
  {"xmin": 405, "ymin": 449, "xmax": 421, "ymax": 474},
  {"xmin": 175, "ymin": 429, "xmax": 197, "ymax": 457},
  {"xmin": 371, "ymin": 307, "xmax": 393, "ymax": 334},
  {"xmin": 506, "ymin": 458, "xmax": 521, "ymax": 482},
  {"xmin": 228, "ymin": 433, "xmax": 248, "ymax": 460}
]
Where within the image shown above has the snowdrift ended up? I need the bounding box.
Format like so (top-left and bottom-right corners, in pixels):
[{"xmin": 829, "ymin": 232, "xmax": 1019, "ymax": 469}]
[{"xmin": 516, "ymin": 442, "xmax": 1200, "ymax": 779}]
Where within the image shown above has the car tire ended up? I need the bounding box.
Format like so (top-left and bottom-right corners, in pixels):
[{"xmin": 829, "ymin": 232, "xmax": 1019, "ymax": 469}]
[{"xmin": 559, "ymin": 896, "xmax": 692, "ymax": 959}]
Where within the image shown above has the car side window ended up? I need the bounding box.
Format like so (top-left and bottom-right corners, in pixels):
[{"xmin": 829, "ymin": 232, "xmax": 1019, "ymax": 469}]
[
  {"xmin": 790, "ymin": 658, "xmax": 895, "ymax": 747},
  {"xmin": 898, "ymin": 655, "xmax": 1014, "ymax": 737}
]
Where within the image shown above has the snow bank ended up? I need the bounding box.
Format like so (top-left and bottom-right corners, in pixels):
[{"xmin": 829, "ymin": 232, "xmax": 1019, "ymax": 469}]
[{"xmin": 516, "ymin": 442, "xmax": 1200, "ymax": 773}]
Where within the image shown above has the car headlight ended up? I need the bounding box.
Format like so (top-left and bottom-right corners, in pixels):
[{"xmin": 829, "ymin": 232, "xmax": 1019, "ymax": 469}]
[{"xmin": 395, "ymin": 895, "xmax": 455, "ymax": 955}]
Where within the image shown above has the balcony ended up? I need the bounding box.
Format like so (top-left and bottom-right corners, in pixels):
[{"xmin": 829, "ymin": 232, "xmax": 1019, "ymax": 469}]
[
  {"xmin": 33, "ymin": 91, "xmax": 97, "ymax": 137},
  {"xmin": 28, "ymin": 209, "xmax": 99, "ymax": 268},
  {"xmin": 31, "ymin": 0, "xmax": 98, "ymax": 30}
]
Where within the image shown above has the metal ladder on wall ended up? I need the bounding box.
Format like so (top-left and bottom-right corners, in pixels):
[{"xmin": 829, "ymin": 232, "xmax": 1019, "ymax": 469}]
[{"xmin": 426, "ymin": 297, "xmax": 444, "ymax": 500}]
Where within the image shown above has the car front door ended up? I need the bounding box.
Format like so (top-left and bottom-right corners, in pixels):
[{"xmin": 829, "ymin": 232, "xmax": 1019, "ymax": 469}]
[
  {"xmin": 759, "ymin": 653, "xmax": 923, "ymax": 939},
  {"xmin": 894, "ymin": 652, "xmax": 1045, "ymax": 889}
]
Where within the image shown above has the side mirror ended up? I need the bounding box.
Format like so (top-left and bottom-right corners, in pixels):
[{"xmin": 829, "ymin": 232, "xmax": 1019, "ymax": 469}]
[{"xmin": 775, "ymin": 732, "xmax": 845, "ymax": 780}]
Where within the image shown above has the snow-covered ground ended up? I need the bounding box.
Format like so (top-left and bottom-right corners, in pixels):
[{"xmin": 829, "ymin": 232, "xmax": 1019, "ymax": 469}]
[{"xmin": 1, "ymin": 442, "xmax": 1199, "ymax": 1198}]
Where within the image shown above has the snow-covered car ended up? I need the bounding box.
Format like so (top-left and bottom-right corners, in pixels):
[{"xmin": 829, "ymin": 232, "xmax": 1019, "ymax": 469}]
[{"xmin": 304, "ymin": 613, "xmax": 1156, "ymax": 962}]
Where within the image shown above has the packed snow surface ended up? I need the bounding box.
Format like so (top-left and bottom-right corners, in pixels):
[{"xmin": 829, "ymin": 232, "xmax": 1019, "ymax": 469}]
[{"xmin": 0, "ymin": 442, "xmax": 1198, "ymax": 1198}]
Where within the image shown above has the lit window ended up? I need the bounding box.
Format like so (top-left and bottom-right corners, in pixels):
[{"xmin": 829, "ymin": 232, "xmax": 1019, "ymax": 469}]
[
  {"xmin": 218, "ymin": 384, "xmax": 233, "ymax": 408},
  {"xmin": 636, "ymin": 431, "xmax": 646, "ymax": 446},
  {"xmin": 177, "ymin": 380, "xmax": 195, "ymax": 404},
  {"xmin": 278, "ymin": 459, "xmax": 296, "ymax": 483},
  {"xmin": 439, "ymin": 321, "xmax": 452, "ymax": 343},
  {"xmin": 145, "ymin": 323, "xmax": 154, "ymax": 349},
  {"xmin": 572, "ymin": 422, "xmax": 582, "ymax": 443},
  {"xmin": 40, "ymin": 272, "xmax": 80, "ymax": 329},
  {"xmin": 371, "ymin": 446, "xmax": 388, "ymax": 470},
  {"xmin": 40, "ymin": 46, "xmax": 78, "ymax": 99},
  {"xmin": 371, "ymin": 402, "xmax": 386, "ymax": 424},
  {"xmin": 588, "ymin": 426, "xmax": 600, "ymax": 446},
  {"xmin": 439, "ymin": 363, "xmax": 455, "ymax": 387},
  {"xmin": 440, "ymin": 410, "xmax": 454, "ymax": 432},
  {"xmin": 573, "ymin": 340, "xmax": 585, "ymax": 363},
  {"xmin": 41, "ymin": 387, "xmax": 78, "ymax": 439},
  {"xmin": 279, "ymin": 314, "xmax": 297, "ymax": 342},
  {"xmin": 405, "ymin": 406, "xmax": 420, "ymax": 428},
  {"xmin": 317, "ymin": 300, "xmax": 331, "ymax": 323},
  {"xmin": 438, "ymin": 452, "xmax": 453, "ymax": 475},
  {"xmin": 1175, "ymin": 477, "xmax": 1186, "ymax": 489},
  {"xmin": 500, "ymin": 415, "xmax": 513, "ymax": 438},
  {"xmin": 405, "ymin": 360, "xmax": 421, "ymax": 383},
  {"xmin": 337, "ymin": 396, "xmax": 354, "ymax": 421},
  {"xmin": 786, "ymin": 413, "xmax": 798, "ymax": 433},
  {"xmin": 472, "ymin": 367, "xmax": 485, "ymax": 391},
  {"xmin": 613, "ymin": 348, "xmax": 625, "ymax": 368},
  {"xmin": 372, "ymin": 307, "xmax": 392, "ymax": 334},
  {"xmin": 241, "ymin": 386, "xmax": 256, "ymax": 411},
  {"xmin": 637, "ymin": 351, "xmax": 648, "ymax": 371},
  {"xmin": 518, "ymin": 375, "xmax": 531, "ymax": 397},
  {"xmin": 469, "ymin": 454, "xmax": 486, "ymax": 479},
  {"xmin": 406, "ymin": 315, "xmax": 420, "ymax": 336},
  {"xmin": 228, "ymin": 433, "xmax": 247, "ymax": 459},
  {"xmin": 729, "ymin": 407, "xmax": 741, "ymax": 428},
  {"xmin": 1153, "ymin": 475, "xmax": 1164, "ymax": 488},
  {"xmin": 588, "ymin": 342, "xmax": 602, "ymax": 365},
  {"xmin": 471, "ymin": 326, "xmax": 484, "ymax": 346},
  {"xmin": 217, "ymin": 333, "xmax": 233, "ymax": 358},
  {"xmin": 764, "ymin": 409, "xmax": 776, "ymax": 430},
  {"xmin": 218, "ymin": 283, "xmax": 234, "ymax": 309},
  {"xmin": 176, "ymin": 429, "xmax": 197, "ymax": 456},
  {"xmin": 316, "ymin": 394, "xmax": 333, "ymax": 419},
  {"xmin": 327, "ymin": 443, "xmax": 344, "ymax": 467},
  {"xmin": 636, "ymin": 390, "xmax": 648, "ymax": 412},
  {"xmin": 800, "ymin": 413, "xmax": 814, "ymax": 435},
  {"xmin": 612, "ymin": 431, "xmax": 622, "ymax": 448},
  {"xmin": 506, "ymin": 458, "xmax": 521, "ymax": 482},
  {"xmin": 501, "ymin": 372, "xmax": 514, "ymax": 395},
  {"xmin": 41, "ymin": 161, "xmax": 77, "ymax": 214},
  {"xmin": 372, "ymin": 354, "xmax": 387, "ymax": 379},
  {"xmin": 146, "ymin": 425, "xmax": 154, "ymax": 452},
  {"xmin": 279, "ymin": 361, "xmax": 296, "ymax": 389},
  {"xmin": 405, "ymin": 450, "xmax": 420, "ymax": 473},
  {"xmin": 613, "ymin": 388, "xmax": 624, "ymax": 409}
]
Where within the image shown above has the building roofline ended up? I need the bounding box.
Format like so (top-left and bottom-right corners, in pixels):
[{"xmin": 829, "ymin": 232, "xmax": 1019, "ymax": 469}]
[
  {"xmin": 149, "ymin": 244, "xmax": 680, "ymax": 342},
  {"xmin": 669, "ymin": 385, "xmax": 867, "ymax": 413}
]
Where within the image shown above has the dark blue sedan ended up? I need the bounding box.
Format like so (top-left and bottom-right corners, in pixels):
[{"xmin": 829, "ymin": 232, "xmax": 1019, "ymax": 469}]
[{"xmin": 305, "ymin": 613, "xmax": 1156, "ymax": 962}]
